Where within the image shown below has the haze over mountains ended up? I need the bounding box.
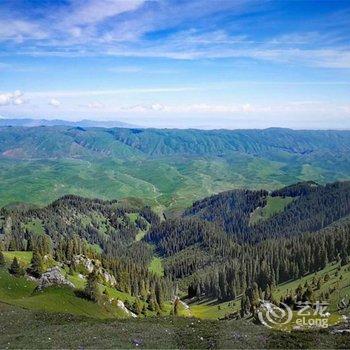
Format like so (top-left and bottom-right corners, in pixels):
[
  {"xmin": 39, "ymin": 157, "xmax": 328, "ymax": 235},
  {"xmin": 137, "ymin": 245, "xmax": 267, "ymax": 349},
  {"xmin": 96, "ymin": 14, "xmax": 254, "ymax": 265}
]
[{"xmin": 0, "ymin": 118, "xmax": 138, "ymax": 128}]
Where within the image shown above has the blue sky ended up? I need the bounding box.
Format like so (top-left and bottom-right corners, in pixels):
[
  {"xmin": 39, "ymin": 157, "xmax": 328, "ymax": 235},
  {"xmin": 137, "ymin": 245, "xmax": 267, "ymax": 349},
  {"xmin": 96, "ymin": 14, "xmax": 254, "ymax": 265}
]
[{"xmin": 0, "ymin": 0, "xmax": 349, "ymax": 129}]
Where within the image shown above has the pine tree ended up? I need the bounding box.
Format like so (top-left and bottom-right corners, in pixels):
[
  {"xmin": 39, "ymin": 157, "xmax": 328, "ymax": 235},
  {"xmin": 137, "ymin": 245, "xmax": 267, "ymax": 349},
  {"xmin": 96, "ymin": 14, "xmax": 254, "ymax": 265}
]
[
  {"xmin": 155, "ymin": 282, "xmax": 163, "ymax": 310},
  {"xmin": 28, "ymin": 251, "xmax": 44, "ymax": 277},
  {"xmin": 0, "ymin": 249, "xmax": 5, "ymax": 267},
  {"xmin": 9, "ymin": 257, "xmax": 24, "ymax": 277},
  {"xmin": 240, "ymin": 294, "xmax": 248, "ymax": 317},
  {"xmin": 84, "ymin": 271, "xmax": 100, "ymax": 302},
  {"xmin": 133, "ymin": 297, "xmax": 142, "ymax": 315},
  {"xmin": 147, "ymin": 293, "xmax": 156, "ymax": 311},
  {"xmin": 173, "ymin": 297, "xmax": 180, "ymax": 316}
]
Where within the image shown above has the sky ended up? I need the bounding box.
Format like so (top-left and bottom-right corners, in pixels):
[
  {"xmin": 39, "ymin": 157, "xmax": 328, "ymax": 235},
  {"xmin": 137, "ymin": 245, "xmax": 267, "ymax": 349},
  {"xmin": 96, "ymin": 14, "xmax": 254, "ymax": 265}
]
[{"xmin": 0, "ymin": 0, "xmax": 350, "ymax": 129}]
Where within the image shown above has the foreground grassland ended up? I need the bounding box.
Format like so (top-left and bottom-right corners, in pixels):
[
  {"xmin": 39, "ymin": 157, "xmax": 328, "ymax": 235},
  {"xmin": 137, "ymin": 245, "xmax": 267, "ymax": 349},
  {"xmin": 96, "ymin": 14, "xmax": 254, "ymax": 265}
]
[
  {"xmin": 1, "ymin": 302, "xmax": 349, "ymax": 349},
  {"xmin": 2, "ymin": 252, "xmax": 349, "ymax": 323},
  {"xmin": 0, "ymin": 255, "xmax": 349, "ymax": 348}
]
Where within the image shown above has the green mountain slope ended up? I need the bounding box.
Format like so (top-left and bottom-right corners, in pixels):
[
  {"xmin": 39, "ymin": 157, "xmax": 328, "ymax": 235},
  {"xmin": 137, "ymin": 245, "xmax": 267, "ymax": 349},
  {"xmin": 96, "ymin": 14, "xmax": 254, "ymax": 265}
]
[
  {"xmin": 0, "ymin": 127, "xmax": 350, "ymax": 209},
  {"xmin": 146, "ymin": 181, "xmax": 350, "ymax": 307},
  {"xmin": 183, "ymin": 181, "xmax": 350, "ymax": 242}
]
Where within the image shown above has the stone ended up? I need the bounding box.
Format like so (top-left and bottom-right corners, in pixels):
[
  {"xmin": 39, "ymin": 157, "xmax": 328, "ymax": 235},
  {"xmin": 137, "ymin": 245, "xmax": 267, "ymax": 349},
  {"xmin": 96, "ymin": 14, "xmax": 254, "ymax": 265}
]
[{"xmin": 37, "ymin": 267, "xmax": 74, "ymax": 291}]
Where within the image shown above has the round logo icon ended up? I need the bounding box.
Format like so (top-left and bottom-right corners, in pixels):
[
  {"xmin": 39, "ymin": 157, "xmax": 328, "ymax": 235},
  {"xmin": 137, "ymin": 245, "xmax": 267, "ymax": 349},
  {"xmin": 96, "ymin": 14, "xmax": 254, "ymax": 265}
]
[{"xmin": 257, "ymin": 301, "xmax": 293, "ymax": 329}]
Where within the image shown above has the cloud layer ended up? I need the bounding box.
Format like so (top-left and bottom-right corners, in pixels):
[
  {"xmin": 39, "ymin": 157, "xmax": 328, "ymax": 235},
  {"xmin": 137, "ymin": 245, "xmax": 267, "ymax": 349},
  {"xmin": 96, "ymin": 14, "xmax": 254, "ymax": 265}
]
[
  {"xmin": 0, "ymin": 1, "xmax": 350, "ymax": 68},
  {"xmin": 1, "ymin": 1, "xmax": 350, "ymax": 128}
]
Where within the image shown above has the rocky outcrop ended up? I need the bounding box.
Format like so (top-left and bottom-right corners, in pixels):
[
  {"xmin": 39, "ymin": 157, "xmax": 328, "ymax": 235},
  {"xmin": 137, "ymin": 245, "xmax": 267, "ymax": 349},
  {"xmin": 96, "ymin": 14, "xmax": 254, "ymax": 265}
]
[
  {"xmin": 37, "ymin": 267, "xmax": 74, "ymax": 291},
  {"xmin": 72, "ymin": 255, "xmax": 95, "ymax": 273},
  {"xmin": 116, "ymin": 300, "xmax": 137, "ymax": 318},
  {"xmin": 72, "ymin": 255, "xmax": 116, "ymax": 287},
  {"xmin": 100, "ymin": 270, "xmax": 116, "ymax": 287}
]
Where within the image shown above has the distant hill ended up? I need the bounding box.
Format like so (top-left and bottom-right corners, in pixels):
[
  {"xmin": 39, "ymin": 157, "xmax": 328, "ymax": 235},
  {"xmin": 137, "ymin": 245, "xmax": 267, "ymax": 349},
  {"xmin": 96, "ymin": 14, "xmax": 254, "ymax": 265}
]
[
  {"xmin": 0, "ymin": 118, "xmax": 138, "ymax": 128},
  {"xmin": 0, "ymin": 126, "xmax": 349, "ymax": 209},
  {"xmin": 108, "ymin": 127, "xmax": 350, "ymax": 156}
]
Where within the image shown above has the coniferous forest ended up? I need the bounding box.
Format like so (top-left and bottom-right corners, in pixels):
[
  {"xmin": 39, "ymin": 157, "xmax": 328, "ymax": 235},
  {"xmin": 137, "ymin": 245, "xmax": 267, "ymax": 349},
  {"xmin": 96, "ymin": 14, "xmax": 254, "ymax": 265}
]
[{"xmin": 1, "ymin": 180, "xmax": 350, "ymax": 318}]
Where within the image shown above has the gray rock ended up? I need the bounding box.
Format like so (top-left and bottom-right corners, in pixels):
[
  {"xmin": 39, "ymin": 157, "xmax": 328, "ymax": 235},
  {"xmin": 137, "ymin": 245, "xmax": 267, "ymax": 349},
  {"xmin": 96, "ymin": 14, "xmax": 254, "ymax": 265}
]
[
  {"xmin": 37, "ymin": 267, "xmax": 75, "ymax": 291},
  {"xmin": 117, "ymin": 300, "xmax": 137, "ymax": 318},
  {"xmin": 72, "ymin": 255, "xmax": 116, "ymax": 286},
  {"xmin": 72, "ymin": 255, "xmax": 95, "ymax": 273}
]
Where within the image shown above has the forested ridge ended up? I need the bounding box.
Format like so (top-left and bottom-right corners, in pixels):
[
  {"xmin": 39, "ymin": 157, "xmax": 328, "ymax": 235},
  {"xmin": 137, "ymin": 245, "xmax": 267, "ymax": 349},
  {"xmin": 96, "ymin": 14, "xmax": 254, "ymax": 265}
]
[
  {"xmin": 1, "ymin": 180, "xmax": 350, "ymax": 310},
  {"xmin": 0, "ymin": 196, "xmax": 172, "ymax": 306},
  {"xmin": 147, "ymin": 181, "xmax": 350, "ymax": 301},
  {"xmin": 183, "ymin": 181, "xmax": 350, "ymax": 243}
]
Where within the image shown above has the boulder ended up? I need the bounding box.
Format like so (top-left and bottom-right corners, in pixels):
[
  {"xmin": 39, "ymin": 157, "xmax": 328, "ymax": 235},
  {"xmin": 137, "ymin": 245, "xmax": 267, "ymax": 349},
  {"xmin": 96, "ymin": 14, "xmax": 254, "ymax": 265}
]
[
  {"xmin": 117, "ymin": 300, "xmax": 137, "ymax": 318},
  {"xmin": 100, "ymin": 269, "xmax": 116, "ymax": 287},
  {"xmin": 72, "ymin": 255, "xmax": 95, "ymax": 273},
  {"xmin": 72, "ymin": 255, "xmax": 116, "ymax": 287},
  {"xmin": 37, "ymin": 267, "xmax": 74, "ymax": 291}
]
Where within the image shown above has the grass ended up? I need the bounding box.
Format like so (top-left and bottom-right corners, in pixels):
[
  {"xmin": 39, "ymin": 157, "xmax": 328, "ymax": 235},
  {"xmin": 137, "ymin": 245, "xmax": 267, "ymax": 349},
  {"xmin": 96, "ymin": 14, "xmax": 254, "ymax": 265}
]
[
  {"xmin": 3, "ymin": 251, "xmax": 33, "ymax": 267},
  {"xmin": 66, "ymin": 271, "xmax": 86, "ymax": 290},
  {"xmin": 89, "ymin": 243, "xmax": 103, "ymax": 254},
  {"xmin": 0, "ymin": 268, "xmax": 129, "ymax": 319},
  {"xmin": 23, "ymin": 219, "xmax": 45, "ymax": 235},
  {"xmin": 1, "ymin": 302, "xmax": 349, "ymax": 349},
  {"xmin": 0, "ymin": 147, "xmax": 335, "ymax": 211},
  {"xmin": 149, "ymin": 257, "xmax": 164, "ymax": 277},
  {"xmin": 135, "ymin": 230, "xmax": 148, "ymax": 241},
  {"xmin": 190, "ymin": 298, "xmax": 239, "ymax": 320},
  {"xmin": 268, "ymin": 311, "xmax": 342, "ymax": 332},
  {"xmin": 126, "ymin": 212, "xmax": 138, "ymax": 223},
  {"xmin": 250, "ymin": 196, "xmax": 294, "ymax": 225}
]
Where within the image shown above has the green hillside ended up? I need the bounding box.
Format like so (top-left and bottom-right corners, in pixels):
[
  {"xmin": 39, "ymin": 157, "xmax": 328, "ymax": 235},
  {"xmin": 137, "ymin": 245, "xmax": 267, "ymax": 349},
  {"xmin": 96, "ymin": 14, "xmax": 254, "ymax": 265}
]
[
  {"xmin": 0, "ymin": 182, "xmax": 349, "ymax": 343},
  {"xmin": 0, "ymin": 127, "xmax": 349, "ymax": 210},
  {"xmin": 186, "ymin": 261, "xmax": 350, "ymax": 321},
  {"xmin": 0, "ymin": 269, "xmax": 128, "ymax": 319}
]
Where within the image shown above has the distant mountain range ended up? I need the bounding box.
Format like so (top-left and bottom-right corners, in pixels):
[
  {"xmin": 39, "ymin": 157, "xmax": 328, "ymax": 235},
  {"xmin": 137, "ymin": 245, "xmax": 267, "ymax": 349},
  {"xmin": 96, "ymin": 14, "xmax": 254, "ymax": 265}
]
[
  {"xmin": 0, "ymin": 126, "xmax": 349, "ymax": 210},
  {"xmin": 0, "ymin": 118, "xmax": 138, "ymax": 128}
]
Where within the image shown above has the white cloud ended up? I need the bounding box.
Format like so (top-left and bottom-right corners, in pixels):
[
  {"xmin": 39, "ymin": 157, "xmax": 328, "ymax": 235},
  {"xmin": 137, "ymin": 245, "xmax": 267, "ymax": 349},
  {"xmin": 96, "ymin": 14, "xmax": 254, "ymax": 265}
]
[
  {"xmin": 1, "ymin": 1, "xmax": 349, "ymax": 69},
  {"xmin": 118, "ymin": 101, "xmax": 350, "ymax": 116},
  {"xmin": 0, "ymin": 90, "xmax": 26, "ymax": 106},
  {"xmin": 49, "ymin": 98, "xmax": 61, "ymax": 107},
  {"xmin": 27, "ymin": 86, "xmax": 201, "ymax": 98},
  {"xmin": 0, "ymin": 20, "xmax": 47, "ymax": 42},
  {"xmin": 63, "ymin": 0, "xmax": 145, "ymax": 27}
]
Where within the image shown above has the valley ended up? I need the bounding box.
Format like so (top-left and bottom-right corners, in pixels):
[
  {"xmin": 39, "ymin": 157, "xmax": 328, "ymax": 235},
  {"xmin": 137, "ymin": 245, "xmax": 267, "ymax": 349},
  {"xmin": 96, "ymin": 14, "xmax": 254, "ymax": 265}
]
[
  {"xmin": 2, "ymin": 1, "xmax": 350, "ymax": 348},
  {"xmin": 0, "ymin": 128, "xmax": 350, "ymax": 348}
]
